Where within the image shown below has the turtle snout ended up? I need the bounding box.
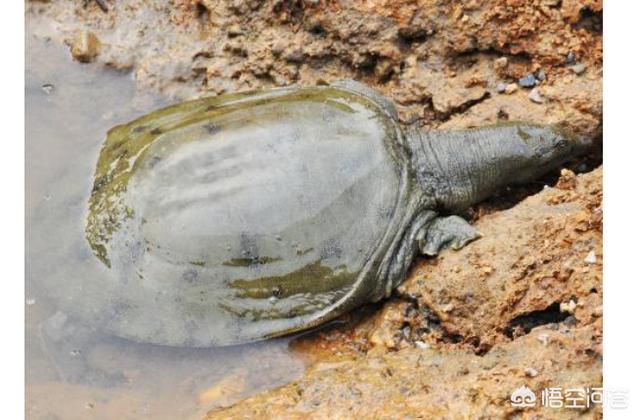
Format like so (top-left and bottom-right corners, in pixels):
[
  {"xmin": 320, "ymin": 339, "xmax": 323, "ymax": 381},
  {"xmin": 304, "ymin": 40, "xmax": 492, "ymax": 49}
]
[
  {"xmin": 572, "ymin": 134, "xmax": 594, "ymax": 153},
  {"xmin": 554, "ymin": 133, "xmax": 594, "ymax": 161},
  {"xmin": 530, "ymin": 130, "xmax": 580, "ymax": 166},
  {"xmin": 552, "ymin": 125, "xmax": 595, "ymax": 156},
  {"xmin": 533, "ymin": 138, "xmax": 566, "ymax": 160}
]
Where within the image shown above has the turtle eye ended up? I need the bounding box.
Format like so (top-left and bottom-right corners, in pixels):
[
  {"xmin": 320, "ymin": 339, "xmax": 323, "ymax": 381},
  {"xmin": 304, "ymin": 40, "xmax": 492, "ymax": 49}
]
[{"xmin": 556, "ymin": 139, "xmax": 568, "ymax": 148}]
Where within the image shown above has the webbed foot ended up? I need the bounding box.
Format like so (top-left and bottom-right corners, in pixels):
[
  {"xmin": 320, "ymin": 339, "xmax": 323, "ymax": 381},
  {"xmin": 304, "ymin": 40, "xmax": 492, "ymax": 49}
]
[{"xmin": 418, "ymin": 215, "xmax": 482, "ymax": 256}]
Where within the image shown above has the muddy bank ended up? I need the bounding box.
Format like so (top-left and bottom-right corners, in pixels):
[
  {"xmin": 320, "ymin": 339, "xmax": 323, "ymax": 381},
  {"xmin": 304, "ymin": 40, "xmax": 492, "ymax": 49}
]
[
  {"xmin": 27, "ymin": 0, "xmax": 602, "ymax": 136},
  {"xmin": 25, "ymin": 0, "xmax": 603, "ymax": 418}
]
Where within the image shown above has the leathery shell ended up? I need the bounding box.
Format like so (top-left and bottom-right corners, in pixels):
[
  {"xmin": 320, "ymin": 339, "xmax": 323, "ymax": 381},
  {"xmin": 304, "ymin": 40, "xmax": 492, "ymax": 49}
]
[{"xmin": 85, "ymin": 81, "xmax": 418, "ymax": 346}]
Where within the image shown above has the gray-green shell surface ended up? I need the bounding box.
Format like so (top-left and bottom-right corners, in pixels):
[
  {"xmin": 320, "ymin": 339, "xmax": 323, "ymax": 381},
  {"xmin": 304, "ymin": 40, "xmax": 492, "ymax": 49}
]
[{"xmin": 86, "ymin": 81, "xmax": 432, "ymax": 346}]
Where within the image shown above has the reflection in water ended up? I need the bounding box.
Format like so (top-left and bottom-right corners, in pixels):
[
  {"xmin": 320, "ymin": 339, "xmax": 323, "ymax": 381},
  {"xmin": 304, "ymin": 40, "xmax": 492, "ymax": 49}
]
[{"xmin": 25, "ymin": 28, "xmax": 304, "ymax": 419}]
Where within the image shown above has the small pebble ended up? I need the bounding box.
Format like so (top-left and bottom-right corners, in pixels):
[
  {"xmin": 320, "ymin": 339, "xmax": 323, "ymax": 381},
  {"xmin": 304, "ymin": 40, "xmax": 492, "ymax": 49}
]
[
  {"xmin": 524, "ymin": 367, "xmax": 539, "ymax": 377},
  {"xmin": 584, "ymin": 250, "xmax": 597, "ymax": 264},
  {"xmin": 480, "ymin": 266, "xmax": 493, "ymax": 275},
  {"xmin": 566, "ymin": 51, "xmax": 576, "ymax": 64},
  {"xmin": 570, "ymin": 63, "xmax": 586, "ymax": 75},
  {"xmin": 528, "ymin": 88, "xmax": 544, "ymax": 103},
  {"xmin": 536, "ymin": 69, "xmax": 546, "ymax": 81},
  {"xmin": 69, "ymin": 30, "xmax": 100, "ymax": 63},
  {"xmin": 398, "ymin": 26, "xmax": 429, "ymax": 41},
  {"xmin": 41, "ymin": 84, "xmax": 54, "ymax": 94},
  {"xmin": 494, "ymin": 57, "xmax": 508, "ymax": 69},
  {"xmin": 401, "ymin": 325, "xmax": 411, "ymax": 341},
  {"xmin": 537, "ymin": 334, "xmax": 550, "ymax": 346},
  {"xmin": 414, "ymin": 341, "xmax": 429, "ymax": 350},
  {"xmin": 505, "ymin": 83, "xmax": 518, "ymax": 94},
  {"xmin": 560, "ymin": 299, "xmax": 577, "ymax": 314},
  {"xmin": 496, "ymin": 82, "xmax": 507, "ymax": 93},
  {"xmin": 518, "ymin": 74, "xmax": 537, "ymax": 88},
  {"xmin": 227, "ymin": 24, "xmax": 244, "ymax": 38},
  {"xmin": 271, "ymin": 40, "xmax": 286, "ymax": 56}
]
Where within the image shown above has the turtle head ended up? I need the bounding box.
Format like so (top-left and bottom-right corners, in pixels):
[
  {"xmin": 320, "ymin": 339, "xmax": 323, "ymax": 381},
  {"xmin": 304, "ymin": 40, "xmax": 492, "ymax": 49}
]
[
  {"xmin": 507, "ymin": 123, "xmax": 593, "ymax": 183},
  {"xmin": 408, "ymin": 122, "xmax": 595, "ymax": 212}
]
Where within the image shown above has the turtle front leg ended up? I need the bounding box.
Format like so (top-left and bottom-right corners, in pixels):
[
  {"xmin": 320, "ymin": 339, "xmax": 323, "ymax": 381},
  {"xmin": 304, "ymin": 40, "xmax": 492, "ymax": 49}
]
[{"xmin": 418, "ymin": 215, "xmax": 482, "ymax": 256}]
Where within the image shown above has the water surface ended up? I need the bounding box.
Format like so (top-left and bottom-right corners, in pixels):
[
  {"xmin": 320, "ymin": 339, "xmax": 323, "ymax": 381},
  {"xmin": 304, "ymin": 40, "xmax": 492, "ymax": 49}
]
[{"xmin": 25, "ymin": 28, "xmax": 304, "ymax": 420}]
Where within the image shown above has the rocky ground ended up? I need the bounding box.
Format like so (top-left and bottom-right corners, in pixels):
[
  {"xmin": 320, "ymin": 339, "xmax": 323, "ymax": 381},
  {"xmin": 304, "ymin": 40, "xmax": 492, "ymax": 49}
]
[{"xmin": 27, "ymin": 0, "xmax": 603, "ymax": 418}]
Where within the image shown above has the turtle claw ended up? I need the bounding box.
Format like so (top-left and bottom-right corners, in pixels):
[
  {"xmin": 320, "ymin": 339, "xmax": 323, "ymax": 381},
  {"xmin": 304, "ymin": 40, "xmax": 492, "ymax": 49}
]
[{"xmin": 418, "ymin": 215, "xmax": 482, "ymax": 256}]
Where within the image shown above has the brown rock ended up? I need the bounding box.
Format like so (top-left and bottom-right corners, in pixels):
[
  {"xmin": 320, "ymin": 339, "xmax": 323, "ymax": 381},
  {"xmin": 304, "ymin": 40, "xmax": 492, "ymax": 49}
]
[
  {"xmin": 68, "ymin": 30, "xmax": 100, "ymax": 63},
  {"xmin": 556, "ymin": 168, "xmax": 578, "ymax": 190},
  {"xmin": 494, "ymin": 56, "xmax": 508, "ymax": 70},
  {"xmin": 504, "ymin": 83, "xmax": 518, "ymax": 94}
]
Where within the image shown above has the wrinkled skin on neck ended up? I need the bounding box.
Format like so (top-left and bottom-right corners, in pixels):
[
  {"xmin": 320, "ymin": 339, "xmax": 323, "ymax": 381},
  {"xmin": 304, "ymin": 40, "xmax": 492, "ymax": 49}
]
[{"xmin": 408, "ymin": 123, "xmax": 593, "ymax": 212}]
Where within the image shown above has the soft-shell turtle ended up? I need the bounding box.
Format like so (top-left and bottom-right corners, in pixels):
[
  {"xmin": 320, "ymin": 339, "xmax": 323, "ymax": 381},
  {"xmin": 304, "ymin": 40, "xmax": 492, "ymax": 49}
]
[{"xmin": 85, "ymin": 80, "xmax": 591, "ymax": 346}]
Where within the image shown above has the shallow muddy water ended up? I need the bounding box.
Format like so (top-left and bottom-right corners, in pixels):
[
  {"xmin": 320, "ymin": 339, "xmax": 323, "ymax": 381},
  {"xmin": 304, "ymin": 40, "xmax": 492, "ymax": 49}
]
[{"xmin": 25, "ymin": 29, "xmax": 304, "ymax": 420}]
